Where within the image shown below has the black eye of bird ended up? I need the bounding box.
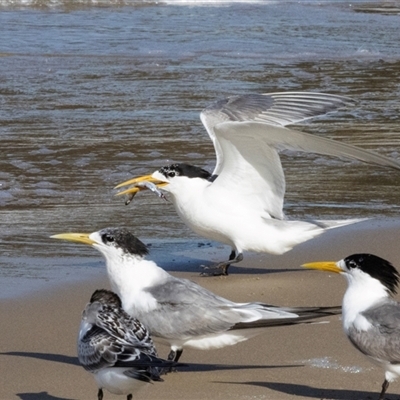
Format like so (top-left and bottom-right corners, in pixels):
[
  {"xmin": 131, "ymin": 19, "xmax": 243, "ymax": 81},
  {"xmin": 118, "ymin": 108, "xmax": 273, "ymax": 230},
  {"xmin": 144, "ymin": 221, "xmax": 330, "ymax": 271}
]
[
  {"xmin": 102, "ymin": 234, "xmax": 115, "ymax": 244},
  {"xmin": 348, "ymin": 259, "xmax": 359, "ymax": 269},
  {"xmin": 168, "ymin": 171, "xmax": 176, "ymax": 178}
]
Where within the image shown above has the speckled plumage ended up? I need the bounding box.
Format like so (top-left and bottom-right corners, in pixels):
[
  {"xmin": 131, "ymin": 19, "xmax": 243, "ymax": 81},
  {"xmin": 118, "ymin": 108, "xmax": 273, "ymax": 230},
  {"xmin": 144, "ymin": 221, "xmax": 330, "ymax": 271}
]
[{"xmin": 78, "ymin": 289, "xmax": 174, "ymax": 399}]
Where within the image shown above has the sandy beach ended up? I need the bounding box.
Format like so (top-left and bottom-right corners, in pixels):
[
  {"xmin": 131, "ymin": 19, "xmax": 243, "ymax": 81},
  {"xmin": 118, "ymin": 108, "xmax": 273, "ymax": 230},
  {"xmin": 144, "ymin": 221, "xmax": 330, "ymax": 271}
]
[
  {"xmin": 2, "ymin": 1, "xmax": 400, "ymax": 399},
  {"xmin": 1, "ymin": 219, "xmax": 400, "ymax": 400}
]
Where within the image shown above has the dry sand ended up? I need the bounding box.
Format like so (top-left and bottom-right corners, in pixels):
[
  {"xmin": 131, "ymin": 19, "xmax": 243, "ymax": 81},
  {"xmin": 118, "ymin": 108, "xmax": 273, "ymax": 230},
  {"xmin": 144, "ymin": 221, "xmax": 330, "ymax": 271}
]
[{"xmin": 1, "ymin": 219, "xmax": 400, "ymax": 400}]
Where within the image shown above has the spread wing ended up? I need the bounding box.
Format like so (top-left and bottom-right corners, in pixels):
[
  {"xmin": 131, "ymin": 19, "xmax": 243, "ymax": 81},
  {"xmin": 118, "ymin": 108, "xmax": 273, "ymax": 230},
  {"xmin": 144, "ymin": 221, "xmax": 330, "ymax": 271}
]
[
  {"xmin": 200, "ymin": 92, "xmax": 400, "ymax": 219},
  {"xmin": 209, "ymin": 121, "xmax": 400, "ymax": 220},
  {"xmin": 200, "ymin": 92, "xmax": 354, "ymax": 177}
]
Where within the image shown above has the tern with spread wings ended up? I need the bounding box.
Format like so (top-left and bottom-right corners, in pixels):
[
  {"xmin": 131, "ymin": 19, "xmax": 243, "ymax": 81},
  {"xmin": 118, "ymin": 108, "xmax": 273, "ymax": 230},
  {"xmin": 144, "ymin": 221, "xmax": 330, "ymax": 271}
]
[{"xmin": 116, "ymin": 92, "xmax": 400, "ymax": 275}]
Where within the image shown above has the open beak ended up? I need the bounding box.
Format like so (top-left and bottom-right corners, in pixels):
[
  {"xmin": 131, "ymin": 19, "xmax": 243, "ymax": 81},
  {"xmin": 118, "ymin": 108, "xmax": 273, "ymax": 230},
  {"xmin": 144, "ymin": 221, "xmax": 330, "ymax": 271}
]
[
  {"xmin": 114, "ymin": 174, "xmax": 168, "ymax": 197},
  {"xmin": 50, "ymin": 233, "xmax": 95, "ymax": 246},
  {"xmin": 302, "ymin": 261, "xmax": 342, "ymax": 274}
]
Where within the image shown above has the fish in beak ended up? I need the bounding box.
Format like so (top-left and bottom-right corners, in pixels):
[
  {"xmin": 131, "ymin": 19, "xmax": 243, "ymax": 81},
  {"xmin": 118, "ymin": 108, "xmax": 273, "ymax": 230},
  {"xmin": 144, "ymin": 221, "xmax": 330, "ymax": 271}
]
[{"xmin": 114, "ymin": 174, "xmax": 168, "ymax": 204}]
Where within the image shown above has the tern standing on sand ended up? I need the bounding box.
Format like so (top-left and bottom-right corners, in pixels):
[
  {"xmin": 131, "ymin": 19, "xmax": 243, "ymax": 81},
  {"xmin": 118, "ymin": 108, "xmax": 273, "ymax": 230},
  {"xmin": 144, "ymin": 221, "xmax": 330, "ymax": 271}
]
[
  {"xmin": 53, "ymin": 227, "xmax": 341, "ymax": 363},
  {"xmin": 303, "ymin": 254, "xmax": 400, "ymax": 400}
]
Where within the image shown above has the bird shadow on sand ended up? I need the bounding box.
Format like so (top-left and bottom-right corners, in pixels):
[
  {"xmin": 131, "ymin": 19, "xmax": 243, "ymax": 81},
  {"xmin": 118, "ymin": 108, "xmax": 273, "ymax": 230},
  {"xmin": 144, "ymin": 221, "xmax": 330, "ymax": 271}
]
[
  {"xmin": 1, "ymin": 351, "xmax": 302, "ymax": 374},
  {"xmin": 16, "ymin": 392, "xmax": 76, "ymax": 400},
  {"xmin": 148, "ymin": 240, "xmax": 298, "ymax": 275},
  {"xmin": 154, "ymin": 252, "xmax": 303, "ymax": 276},
  {"xmin": 203, "ymin": 265, "xmax": 304, "ymax": 276},
  {"xmin": 180, "ymin": 362, "xmax": 303, "ymax": 373},
  {"xmin": 1, "ymin": 351, "xmax": 80, "ymax": 366},
  {"xmin": 215, "ymin": 381, "xmax": 396, "ymax": 400}
]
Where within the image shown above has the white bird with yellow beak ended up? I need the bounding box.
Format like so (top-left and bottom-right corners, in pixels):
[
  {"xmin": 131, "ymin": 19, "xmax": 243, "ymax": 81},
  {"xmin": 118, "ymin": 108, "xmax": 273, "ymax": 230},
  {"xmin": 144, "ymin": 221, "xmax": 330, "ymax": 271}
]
[
  {"xmin": 303, "ymin": 253, "xmax": 400, "ymax": 400},
  {"xmin": 52, "ymin": 227, "xmax": 341, "ymax": 364},
  {"xmin": 115, "ymin": 92, "xmax": 400, "ymax": 275}
]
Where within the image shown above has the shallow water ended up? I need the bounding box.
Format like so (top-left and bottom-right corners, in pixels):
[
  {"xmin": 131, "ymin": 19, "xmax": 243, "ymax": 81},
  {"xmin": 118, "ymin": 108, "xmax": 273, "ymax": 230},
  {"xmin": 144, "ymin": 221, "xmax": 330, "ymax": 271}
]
[{"xmin": 1, "ymin": 0, "xmax": 400, "ymax": 298}]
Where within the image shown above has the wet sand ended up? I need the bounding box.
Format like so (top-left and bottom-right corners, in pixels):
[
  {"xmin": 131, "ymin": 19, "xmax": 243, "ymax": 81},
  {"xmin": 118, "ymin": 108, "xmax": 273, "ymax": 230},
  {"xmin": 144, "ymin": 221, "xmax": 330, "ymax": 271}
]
[{"xmin": 1, "ymin": 219, "xmax": 400, "ymax": 400}]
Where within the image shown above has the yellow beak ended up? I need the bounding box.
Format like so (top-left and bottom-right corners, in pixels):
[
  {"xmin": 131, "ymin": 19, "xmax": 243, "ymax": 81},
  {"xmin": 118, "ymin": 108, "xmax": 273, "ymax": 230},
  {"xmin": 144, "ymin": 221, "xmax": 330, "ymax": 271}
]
[
  {"xmin": 301, "ymin": 261, "xmax": 342, "ymax": 274},
  {"xmin": 50, "ymin": 233, "xmax": 95, "ymax": 246},
  {"xmin": 114, "ymin": 174, "xmax": 168, "ymax": 197}
]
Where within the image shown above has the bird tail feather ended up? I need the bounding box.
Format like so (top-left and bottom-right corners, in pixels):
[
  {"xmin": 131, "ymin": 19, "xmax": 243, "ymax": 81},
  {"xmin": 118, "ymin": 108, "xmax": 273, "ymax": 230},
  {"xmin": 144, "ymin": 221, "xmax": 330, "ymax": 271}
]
[{"xmin": 231, "ymin": 305, "xmax": 341, "ymax": 330}]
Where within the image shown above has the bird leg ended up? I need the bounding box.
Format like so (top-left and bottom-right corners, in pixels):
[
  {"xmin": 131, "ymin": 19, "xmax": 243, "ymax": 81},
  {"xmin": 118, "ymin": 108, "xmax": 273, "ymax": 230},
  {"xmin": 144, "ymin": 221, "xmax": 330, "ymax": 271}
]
[
  {"xmin": 127, "ymin": 395, "xmax": 133, "ymax": 400},
  {"xmin": 200, "ymin": 251, "xmax": 243, "ymax": 276},
  {"xmin": 164, "ymin": 348, "xmax": 183, "ymax": 373},
  {"xmin": 378, "ymin": 379, "xmax": 389, "ymax": 400},
  {"xmin": 228, "ymin": 249, "xmax": 236, "ymax": 261},
  {"xmin": 167, "ymin": 348, "xmax": 183, "ymax": 362},
  {"xmin": 97, "ymin": 388, "xmax": 104, "ymax": 400}
]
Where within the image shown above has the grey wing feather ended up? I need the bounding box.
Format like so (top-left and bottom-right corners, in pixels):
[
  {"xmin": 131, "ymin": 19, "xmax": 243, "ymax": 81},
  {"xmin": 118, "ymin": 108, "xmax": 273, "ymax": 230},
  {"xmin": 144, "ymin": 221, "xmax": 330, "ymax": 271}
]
[
  {"xmin": 78, "ymin": 320, "xmax": 167, "ymax": 381},
  {"xmin": 201, "ymin": 92, "xmax": 352, "ymax": 129},
  {"xmin": 348, "ymin": 301, "xmax": 400, "ymax": 364},
  {"xmin": 210, "ymin": 121, "xmax": 400, "ymax": 219},
  {"xmin": 200, "ymin": 92, "xmax": 354, "ymax": 176},
  {"xmin": 363, "ymin": 301, "xmax": 400, "ymax": 334},
  {"xmin": 232, "ymin": 305, "xmax": 341, "ymax": 330},
  {"xmin": 216, "ymin": 122, "xmax": 400, "ymax": 171},
  {"xmin": 78, "ymin": 326, "xmax": 128, "ymax": 372},
  {"xmin": 78, "ymin": 302, "xmax": 160, "ymax": 373},
  {"xmin": 139, "ymin": 277, "xmax": 312, "ymax": 340},
  {"xmin": 97, "ymin": 305, "xmax": 157, "ymax": 356},
  {"xmin": 140, "ymin": 277, "xmax": 238, "ymax": 339},
  {"xmin": 123, "ymin": 367, "xmax": 162, "ymax": 383}
]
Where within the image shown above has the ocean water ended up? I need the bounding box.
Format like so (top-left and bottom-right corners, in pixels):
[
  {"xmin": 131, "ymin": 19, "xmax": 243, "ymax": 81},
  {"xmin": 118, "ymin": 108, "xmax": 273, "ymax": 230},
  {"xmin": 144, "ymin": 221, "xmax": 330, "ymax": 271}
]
[{"xmin": 1, "ymin": 0, "xmax": 400, "ymax": 298}]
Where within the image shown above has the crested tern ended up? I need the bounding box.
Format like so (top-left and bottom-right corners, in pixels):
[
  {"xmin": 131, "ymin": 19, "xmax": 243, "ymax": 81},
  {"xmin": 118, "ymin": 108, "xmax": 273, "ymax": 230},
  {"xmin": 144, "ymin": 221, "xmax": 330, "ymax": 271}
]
[
  {"xmin": 79, "ymin": 288, "xmax": 177, "ymax": 400},
  {"xmin": 303, "ymin": 254, "xmax": 400, "ymax": 400},
  {"xmin": 115, "ymin": 92, "xmax": 400, "ymax": 276},
  {"xmin": 53, "ymin": 227, "xmax": 341, "ymax": 363}
]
